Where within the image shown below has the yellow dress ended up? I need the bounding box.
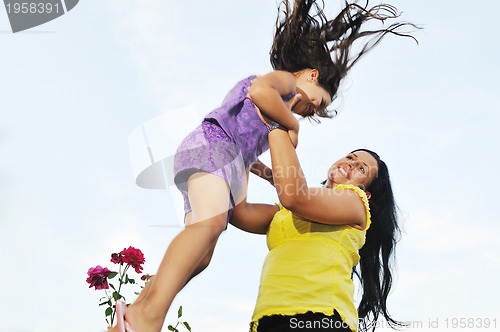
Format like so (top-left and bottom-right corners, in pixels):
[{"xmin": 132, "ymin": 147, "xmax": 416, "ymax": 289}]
[{"xmin": 251, "ymin": 184, "xmax": 371, "ymax": 332}]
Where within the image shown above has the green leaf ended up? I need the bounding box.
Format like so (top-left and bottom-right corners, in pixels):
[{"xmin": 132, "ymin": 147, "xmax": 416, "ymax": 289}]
[
  {"xmin": 177, "ymin": 306, "xmax": 182, "ymax": 319},
  {"xmin": 105, "ymin": 307, "xmax": 113, "ymax": 317},
  {"xmin": 109, "ymin": 283, "xmax": 116, "ymax": 291},
  {"xmin": 108, "ymin": 272, "xmax": 118, "ymax": 279},
  {"xmin": 167, "ymin": 326, "xmax": 176, "ymax": 331},
  {"xmin": 112, "ymin": 291, "xmax": 121, "ymax": 301},
  {"xmin": 183, "ymin": 321, "xmax": 192, "ymax": 331}
]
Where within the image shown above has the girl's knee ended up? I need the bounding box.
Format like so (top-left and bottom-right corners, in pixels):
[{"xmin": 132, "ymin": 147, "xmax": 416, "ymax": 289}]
[
  {"xmin": 187, "ymin": 214, "xmax": 227, "ymax": 241},
  {"xmin": 206, "ymin": 216, "xmax": 227, "ymax": 238}
]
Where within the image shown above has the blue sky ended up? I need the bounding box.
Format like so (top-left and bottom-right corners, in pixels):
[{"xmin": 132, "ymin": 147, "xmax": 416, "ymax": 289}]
[{"xmin": 1, "ymin": 1, "xmax": 499, "ymax": 331}]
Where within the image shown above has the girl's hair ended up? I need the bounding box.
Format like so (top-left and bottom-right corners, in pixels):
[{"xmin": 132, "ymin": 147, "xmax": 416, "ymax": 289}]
[
  {"xmin": 271, "ymin": 0, "xmax": 419, "ymax": 118},
  {"xmin": 351, "ymin": 148, "xmax": 404, "ymax": 332}
]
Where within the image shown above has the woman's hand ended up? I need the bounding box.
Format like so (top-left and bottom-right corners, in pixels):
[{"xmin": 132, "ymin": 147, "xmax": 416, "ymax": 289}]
[{"xmin": 250, "ymin": 159, "xmax": 274, "ymax": 186}]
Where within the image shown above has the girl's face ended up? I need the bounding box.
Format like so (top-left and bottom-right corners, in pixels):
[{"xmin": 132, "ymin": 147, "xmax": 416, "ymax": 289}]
[
  {"xmin": 325, "ymin": 151, "xmax": 379, "ymax": 193},
  {"xmin": 291, "ymin": 69, "xmax": 331, "ymax": 117}
]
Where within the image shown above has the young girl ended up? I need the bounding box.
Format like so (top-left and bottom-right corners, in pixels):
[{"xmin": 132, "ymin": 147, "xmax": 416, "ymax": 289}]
[{"xmin": 112, "ymin": 1, "xmax": 417, "ymax": 331}]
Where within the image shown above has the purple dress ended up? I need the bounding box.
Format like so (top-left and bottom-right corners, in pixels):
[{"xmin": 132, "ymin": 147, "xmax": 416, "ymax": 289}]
[{"xmin": 173, "ymin": 75, "xmax": 292, "ymax": 223}]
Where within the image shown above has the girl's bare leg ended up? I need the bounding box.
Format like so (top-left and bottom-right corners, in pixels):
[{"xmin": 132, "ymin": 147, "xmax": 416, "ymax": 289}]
[
  {"xmin": 132, "ymin": 230, "xmax": 217, "ymax": 308},
  {"xmin": 109, "ymin": 172, "xmax": 230, "ymax": 332},
  {"xmin": 133, "ymin": 227, "xmax": 218, "ymax": 308},
  {"xmin": 133, "ymin": 275, "xmax": 155, "ymax": 305}
]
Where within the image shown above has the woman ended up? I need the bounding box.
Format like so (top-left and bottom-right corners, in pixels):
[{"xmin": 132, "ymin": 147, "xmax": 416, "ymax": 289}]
[{"xmin": 249, "ymin": 124, "xmax": 403, "ymax": 332}]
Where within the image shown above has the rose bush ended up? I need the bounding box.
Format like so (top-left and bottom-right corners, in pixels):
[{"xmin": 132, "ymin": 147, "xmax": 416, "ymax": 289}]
[
  {"xmin": 86, "ymin": 246, "xmax": 148, "ymax": 327},
  {"xmin": 86, "ymin": 246, "xmax": 191, "ymax": 331}
]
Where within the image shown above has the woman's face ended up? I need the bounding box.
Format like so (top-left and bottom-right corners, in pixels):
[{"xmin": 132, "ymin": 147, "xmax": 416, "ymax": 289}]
[
  {"xmin": 325, "ymin": 151, "xmax": 379, "ymax": 192},
  {"xmin": 291, "ymin": 69, "xmax": 331, "ymax": 117}
]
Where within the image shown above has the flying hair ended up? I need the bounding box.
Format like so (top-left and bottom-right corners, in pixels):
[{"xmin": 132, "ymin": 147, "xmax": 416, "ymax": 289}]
[{"xmin": 271, "ymin": 0, "xmax": 420, "ymax": 119}]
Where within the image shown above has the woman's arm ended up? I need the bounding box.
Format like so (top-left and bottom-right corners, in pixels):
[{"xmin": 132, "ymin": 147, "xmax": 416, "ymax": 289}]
[
  {"xmin": 248, "ymin": 71, "xmax": 300, "ymax": 146},
  {"xmin": 268, "ymin": 128, "xmax": 368, "ymax": 229}
]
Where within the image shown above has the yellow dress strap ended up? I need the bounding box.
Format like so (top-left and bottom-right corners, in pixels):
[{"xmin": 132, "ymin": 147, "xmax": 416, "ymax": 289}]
[{"xmin": 335, "ymin": 184, "xmax": 372, "ymax": 229}]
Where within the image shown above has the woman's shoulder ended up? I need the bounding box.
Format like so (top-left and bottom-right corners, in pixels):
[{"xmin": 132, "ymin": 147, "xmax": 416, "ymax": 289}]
[
  {"xmin": 334, "ymin": 184, "xmax": 369, "ymax": 200},
  {"xmin": 333, "ymin": 184, "xmax": 371, "ymax": 230}
]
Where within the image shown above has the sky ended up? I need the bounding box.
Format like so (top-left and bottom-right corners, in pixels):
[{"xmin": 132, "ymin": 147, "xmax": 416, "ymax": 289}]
[{"xmin": 1, "ymin": 0, "xmax": 499, "ymax": 331}]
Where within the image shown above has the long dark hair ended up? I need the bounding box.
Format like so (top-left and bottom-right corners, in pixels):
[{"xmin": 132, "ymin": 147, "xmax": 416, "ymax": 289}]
[
  {"xmin": 351, "ymin": 148, "xmax": 403, "ymax": 332},
  {"xmin": 271, "ymin": 0, "xmax": 419, "ymax": 118}
]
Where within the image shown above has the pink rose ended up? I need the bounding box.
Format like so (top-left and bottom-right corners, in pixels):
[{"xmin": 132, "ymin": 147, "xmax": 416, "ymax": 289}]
[
  {"xmin": 110, "ymin": 253, "xmax": 121, "ymax": 264},
  {"xmin": 120, "ymin": 246, "xmax": 145, "ymax": 274},
  {"xmin": 86, "ymin": 265, "xmax": 111, "ymax": 290}
]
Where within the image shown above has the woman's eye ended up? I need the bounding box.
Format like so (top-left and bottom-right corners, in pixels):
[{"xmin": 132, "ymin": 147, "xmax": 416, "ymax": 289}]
[{"xmin": 359, "ymin": 166, "xmax": 365, "ymax": 173}]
